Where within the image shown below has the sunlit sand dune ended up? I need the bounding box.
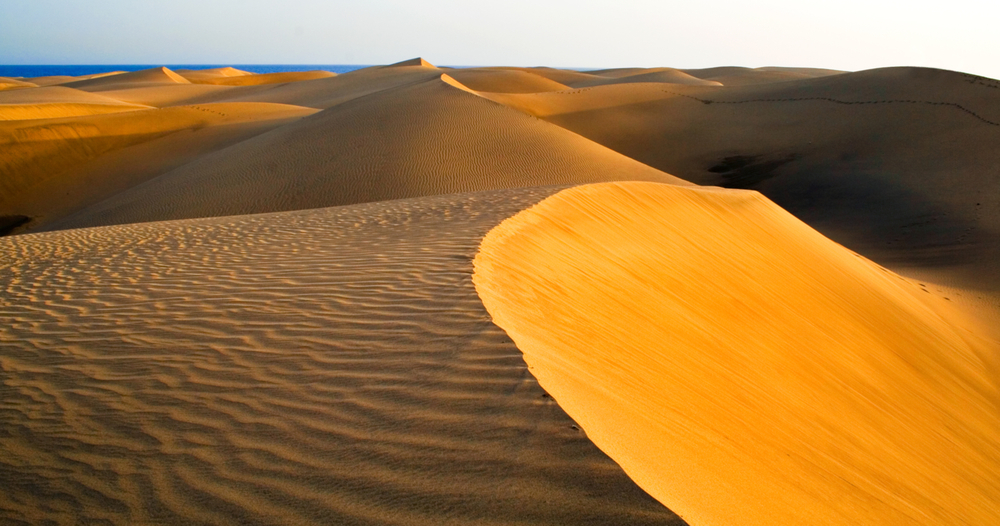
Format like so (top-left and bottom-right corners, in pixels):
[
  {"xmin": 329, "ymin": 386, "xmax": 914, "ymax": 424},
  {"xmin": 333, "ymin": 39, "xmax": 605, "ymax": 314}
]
[
  {"xmin": 0, "ymin": 86, "xmax": 151, "ymax": 120},
  {"xmin": 98, "ymin": 84, "xmax": 237, "ymax": 107},
  {"xmin": 474, "ymin": 181, "xmax": 1000, "ymax": 526},
  {"xmin": 681, "ymin": 66, "xmax": 845, "ymax": 86},
  {"xmin": 173, "ymin": 64, "xmax": 443, "ymax": 109},
  {"xmin": 0, "ymin": 187, "xmax": 683, "ymax": 526},
  {"xmin": 175, "ymin": 66, "xmax": 253, "ymax": 82},
  {"xmin": 493, "ymin": 66, "xmax": 1000, "ymax": 291},
  {"xmin": 186, "ymin": 70, "xmax": 335, "ymax": 86},
  {"xmin": 444, "ymin": 68, "xmax": 570, "ymax": 93},
  {"xmin": 50, "ymin": 75, "xmax": 686, "ymax": 230},
  {"xmin": 574, "ymin": 68, "xmax": 721, "ymax": 87},
  {"xmin": 0, "ymin": 76, "xmax": 37, "ymax": 90},
  {"xmin": 2, "ymin": 61, "xmax": 998, "ymax": 526},
  {"xmin": 0, "ymin": 102, "xmax": 318, "ymax": 233},
  {"xmin": 62, "ymin": 67, "xmax": 191, "ymax": 91}
]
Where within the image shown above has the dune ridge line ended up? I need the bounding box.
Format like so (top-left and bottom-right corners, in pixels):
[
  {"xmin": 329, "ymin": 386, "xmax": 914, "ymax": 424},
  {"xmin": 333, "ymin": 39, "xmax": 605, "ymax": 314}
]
[{"xmin": 473, "ymin": 181, "xmax": 1000, "ymax": 526}]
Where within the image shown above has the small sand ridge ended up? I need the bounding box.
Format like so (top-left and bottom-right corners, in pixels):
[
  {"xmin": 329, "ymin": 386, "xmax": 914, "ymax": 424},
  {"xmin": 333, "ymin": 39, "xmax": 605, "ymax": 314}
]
[
  {"xmin": 0, "ymin": 187, "xmax": 684, "ymax": 526},
  {"xmin": 474, "ymin": 182, "xmax": 1000, "ymax": 526}
]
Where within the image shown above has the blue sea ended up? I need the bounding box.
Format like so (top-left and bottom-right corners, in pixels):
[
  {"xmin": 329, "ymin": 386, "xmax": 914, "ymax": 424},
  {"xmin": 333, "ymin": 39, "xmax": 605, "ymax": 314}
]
[{"xmin": 0, "ymin": 64, "xmax": 370, "ymax": 79}]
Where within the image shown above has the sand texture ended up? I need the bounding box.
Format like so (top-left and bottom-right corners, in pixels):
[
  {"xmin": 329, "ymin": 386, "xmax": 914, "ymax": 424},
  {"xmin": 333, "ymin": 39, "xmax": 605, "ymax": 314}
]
[
  {"xmin": 48, "ymin": 75, "xmax": 685, "ymax": 230},
  {"xmin": 474, "ymin": 182, "xmax": 1000, "ymax": 526},
  {"xmin": 0, "ymin": 188, "xmax": 683, "ymax": 526},
  {"xmin": 498, "ymin": 66, "xmax": 1000, "ymax": 292},
  {"xmin": 2, "ymin": 61, "xmax": 999, "ymax": 526}
]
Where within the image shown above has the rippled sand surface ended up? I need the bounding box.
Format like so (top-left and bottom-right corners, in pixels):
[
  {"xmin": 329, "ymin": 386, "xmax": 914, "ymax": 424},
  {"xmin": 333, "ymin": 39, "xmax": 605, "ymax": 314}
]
[{"xmin": 0, "ymin": 187, "xmax": 683, "ymax": 525}]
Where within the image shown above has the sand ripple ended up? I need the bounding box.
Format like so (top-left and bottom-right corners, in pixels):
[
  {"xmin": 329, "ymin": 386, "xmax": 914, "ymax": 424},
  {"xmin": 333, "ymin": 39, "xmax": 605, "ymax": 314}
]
[{"xmin": 0, "ymin": 187, "xmax": 682, "ymax": 525}]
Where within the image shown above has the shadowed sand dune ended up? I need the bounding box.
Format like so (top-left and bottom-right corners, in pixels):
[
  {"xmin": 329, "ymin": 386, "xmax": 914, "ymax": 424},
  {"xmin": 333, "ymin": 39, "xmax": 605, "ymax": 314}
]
[
  {"xmin": 474, "ymin": 181, "xmax": 1000, "ymax": 526},
  {"xmin": 491, "ymin": 67, "xmax": 1000, "ymax": 291},
  {"xmin": 97, "ymin": 84, "xmax": 237, "ymax": 107},
  {"xmin": 0, "ymin": 86, "xmax": 151, "ymax": 120},
  {"xmin": 48, "ymin": 75, "xmax": 686, "ymax": 230},
  {"xmin": 25, "ymin": 71, "xmax": 128, "ymax": 87},
  {"xmin": 0, "ymin": 187, "xmax": 684, "ymax": 526}
]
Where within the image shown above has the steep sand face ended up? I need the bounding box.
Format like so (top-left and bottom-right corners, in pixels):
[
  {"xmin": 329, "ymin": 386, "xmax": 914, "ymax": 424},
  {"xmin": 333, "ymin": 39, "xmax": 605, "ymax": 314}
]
[
  {"xmin": 474, "ymin": 181, "xmax": 1000, "ymax": 526},
  {"xmin": 62, "ymin": 67, "xmax": 191, "ymax": 92},
  {"xmin": 0, "ymin": 102, "xmax": 318, "ymax": 233},
  {"xmin": 0, "ymin": 86, "xmax": 152, "ymax": 120},
  {"xmin": 0, "ymin": 187, "xmax": 683, "ymax": 526},
  {"xmin": 51, "ymin": 75, "xmax": 686, "ymax": 229},
  {"xmin": 495, "ymin": 67, "xmax": 1000, "ymax": 291}
]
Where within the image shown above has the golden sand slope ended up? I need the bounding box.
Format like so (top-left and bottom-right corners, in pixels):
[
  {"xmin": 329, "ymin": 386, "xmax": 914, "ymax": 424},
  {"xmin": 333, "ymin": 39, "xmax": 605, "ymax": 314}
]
[
  {"xmin": 186, "ymin": 70, "xmax": 335, "ymax": 86},
  {"xmin": 175, "ymin": 66, "xmax": 253, "ymax": 82},
  {"xmin": 0, "ymin": 77, "xmax": 37, "ymax": 90},
  {"xmin": 0, "ymin": 187, "xmax": 683, "ymax": 526},
  {"xmin": 573, "ymin": 68, "xmax": 721, "ymax": 87},
  {"xmin": 173, "ymin": 64, "xmax": 443, "ymax": 109},
  {"xmin": 62, "ymin": 67, "xmax": 191, "ymax": 91},
  {"xmin": 51, "ymin": 75, "xmax": 686, "ymax": 230},
  {"xmin": 0, "ymin": 102, "xmax": 318, "ymax": 230},
  {"xmin": 445, "ymin": 68, "xmax": 570, "ymax": 93},
  {"xmin": 492, "ymin": 67, "xmax": 1000, "ymax": 291},
  {"xmin": 25, "ymin": 71, "xmax": 127, "ymax": 87},
  {"xmin": 474, "ymin": 182, "xmax": 1000, "ymax": 526},
  {"xmin": 97, "ymin": 84, "xmax": 236, "ymax": 107},
  {"xmin": 0, "ymin": 86, "xmax": 151, "ymax": 120}
]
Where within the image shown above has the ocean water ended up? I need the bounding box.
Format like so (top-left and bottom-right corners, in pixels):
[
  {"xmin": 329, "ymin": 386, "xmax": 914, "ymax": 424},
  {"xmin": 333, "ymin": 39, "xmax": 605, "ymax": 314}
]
[{"xmin": 0, "ymin": 64, "xmax": 370, "ymax": 79}]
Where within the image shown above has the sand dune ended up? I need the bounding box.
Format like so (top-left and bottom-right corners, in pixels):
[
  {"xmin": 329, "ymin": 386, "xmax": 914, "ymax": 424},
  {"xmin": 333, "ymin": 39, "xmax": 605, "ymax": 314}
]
[
  {"xmin": 185, "ymin": 70, "xmax": 335, "ymax": 86},
  {"xmin": 0, "ymin": 86, "xmax": 151, "ymax": 120},
  {"xmin": 0, "ymin": 187, "xmax": 683, "ymax": 526},
  {"xmin": 0, "ymin": 76, "xmax": 37, "ymax": 90},
  {"xmin": 49, "ymin": 75, "xmax": 686, "ymax": 230},
  {"xmin": 681, "ymin": 66, "xmax": 845, "ymax": 86},
  {"xmin": 388, "ymin": 57, "xmax": 436, "ymax": 68},
  {"xmin": 62, "ymin": 67, "xmax": 191, "ymax": 92},
  {"xmin": 494, "ymin": 66, "xmax": 1000, "ymax": 291},
  {"xmin": 175, "ymin": 66, "xmax": 253, "ymax": 82},
  {"xmin": 3, "ymin": 61, "xmax": 998, "ymax": 526},
  {"xmin": 0, "ymin": 102, "xmax": 318, "ymax": 233},
  {"xmin": 25, "ymin": 71, "xmax": 128, "ymax": 87},
  {"xmin": 574, "ymin": 68, "xmax": 721, "ymax": 87},
  {"xmin": 167, "ymin": 65, "xmax": 443, "ymax": 109},
  {"xmin": 444, "ymin": 68, "xmax": 570, "ymax": 93},
  {"xmin": 474, "ymin": 181, "xmax": 1000, "ymax": 526},
  {"xmin": 95, "ymin": 84, "xmax": 237, "ymax": 107}
]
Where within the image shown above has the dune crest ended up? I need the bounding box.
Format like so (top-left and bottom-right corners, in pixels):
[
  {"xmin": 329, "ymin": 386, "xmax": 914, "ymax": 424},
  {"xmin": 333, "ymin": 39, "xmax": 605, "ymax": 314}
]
[
  {"xmin": 473, "ymin": 181, "xmax": 1000, "ymax": 526},
  {"xmin": 388, "ymin": 57, "xmax": 436, "ymax": 68}
]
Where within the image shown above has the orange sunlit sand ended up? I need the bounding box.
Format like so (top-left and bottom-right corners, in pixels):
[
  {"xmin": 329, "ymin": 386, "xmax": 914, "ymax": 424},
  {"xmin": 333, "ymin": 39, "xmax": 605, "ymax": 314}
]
[{"xmin": 1, "ymin": 61, "xmax": 998, "ymax": 525}]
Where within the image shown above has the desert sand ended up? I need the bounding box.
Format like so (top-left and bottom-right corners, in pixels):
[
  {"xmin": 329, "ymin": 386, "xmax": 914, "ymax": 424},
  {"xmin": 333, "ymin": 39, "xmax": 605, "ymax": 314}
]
[{"xmin": 1, "ymin": 61, "xmax": 998, "ymax": 525}]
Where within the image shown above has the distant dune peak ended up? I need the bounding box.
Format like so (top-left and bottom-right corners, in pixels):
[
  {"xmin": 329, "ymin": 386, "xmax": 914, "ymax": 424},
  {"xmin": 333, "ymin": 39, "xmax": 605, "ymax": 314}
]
[{"xmin": 388, "ymin": 57, "xmax": 436, "ymax": 68}]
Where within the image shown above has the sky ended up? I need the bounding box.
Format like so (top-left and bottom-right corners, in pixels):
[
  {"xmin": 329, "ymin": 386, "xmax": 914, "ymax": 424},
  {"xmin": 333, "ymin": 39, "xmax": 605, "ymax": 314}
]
[{"xmin": 2, "ymin": 0, "xmax": 999, "ymax": 79}]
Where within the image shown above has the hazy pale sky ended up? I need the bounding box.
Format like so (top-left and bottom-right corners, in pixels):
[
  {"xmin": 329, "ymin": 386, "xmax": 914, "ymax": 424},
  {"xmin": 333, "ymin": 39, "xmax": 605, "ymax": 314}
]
[{"xmin": 3, "ymin": 0, "xmax": 999, "ymax": 78}]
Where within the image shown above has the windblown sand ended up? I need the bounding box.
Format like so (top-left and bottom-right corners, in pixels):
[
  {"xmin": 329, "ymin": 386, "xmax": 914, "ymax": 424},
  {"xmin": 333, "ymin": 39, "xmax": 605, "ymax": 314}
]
[{"xmin": 1, "ymin": 61, "xmax": 998, "ymax": 525}]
